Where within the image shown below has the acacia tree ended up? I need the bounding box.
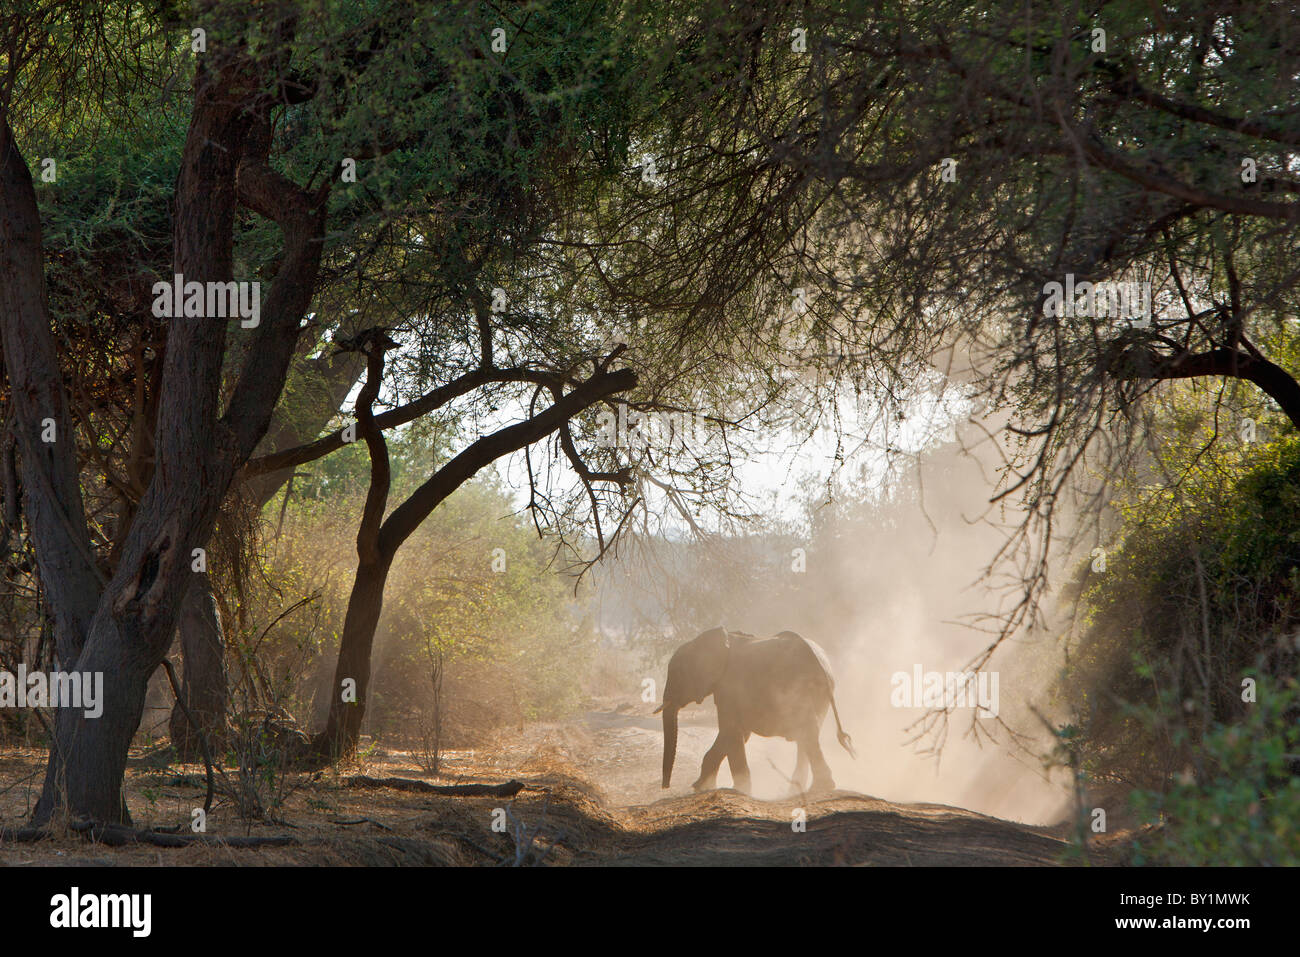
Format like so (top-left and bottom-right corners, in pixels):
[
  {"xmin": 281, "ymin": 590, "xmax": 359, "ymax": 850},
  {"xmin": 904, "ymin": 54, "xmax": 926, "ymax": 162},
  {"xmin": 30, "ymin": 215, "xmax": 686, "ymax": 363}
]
[
  {"xmin": 1, "ymin": 0, "xmax": 348, "ymax": 823},
  {"xmin": 2, "ymin": 0, "xmax": 829, "ymax": 820},
  {"xmin": 225, "ymin": 1, "xmax": 865, "ymax": 760},
  {"xmin": 625, "ymin": 0, "xmax": 1300, "ymax": 656},
  {"xmin": 517, "ymin": 0, "xmax": 1300, "ymax": 763},
  {"xmin": 874, "ymin": 2, "xmax": 1295, "ymax": 647},
  {"xmin": 0, "ymin": 0, "xmax": 642, "ymax": 823},
  {"xmin": 16, "ymin": 89, "xmax": 372, "ymax": 757}
]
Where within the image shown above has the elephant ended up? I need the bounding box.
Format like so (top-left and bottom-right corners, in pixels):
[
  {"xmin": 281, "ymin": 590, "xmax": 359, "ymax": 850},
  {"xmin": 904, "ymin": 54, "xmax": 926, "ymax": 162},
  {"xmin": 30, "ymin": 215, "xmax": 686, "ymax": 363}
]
[{"xmin": 655, "ymin": 627, "xmax": 856, "ymax": 794}]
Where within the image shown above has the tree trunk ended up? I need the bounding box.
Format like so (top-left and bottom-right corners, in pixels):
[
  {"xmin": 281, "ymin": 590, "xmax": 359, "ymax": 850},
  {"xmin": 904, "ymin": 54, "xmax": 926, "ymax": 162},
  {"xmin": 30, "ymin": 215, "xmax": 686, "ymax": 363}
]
[
  {"xmin": 31, "ymin": 615, "xmax": 162, "ymax": 825},
  {"xmin": 0, "ymin": 114, "xmax": 102, "ymax": 667},
  {"xmin": 168, "ymin": 572, "xmax": 227, "ymax": 760},
  {"xmin": 166, "ymin": 348, "xmax": 364, "ymax": 757},
  {"xmin": 309, "ymin": 363, "xmax": 637, "ymax": 764},
  {"xmin": 27, "ymin": 41, "xmax": 327, "ymax": 824},
  {"xmin": 316, "ymin": 559, "xmax": 392, "ymax": 758},
  {"xmin": 29, "ymin": 53, "xmax": 256, "ymax": 826}
]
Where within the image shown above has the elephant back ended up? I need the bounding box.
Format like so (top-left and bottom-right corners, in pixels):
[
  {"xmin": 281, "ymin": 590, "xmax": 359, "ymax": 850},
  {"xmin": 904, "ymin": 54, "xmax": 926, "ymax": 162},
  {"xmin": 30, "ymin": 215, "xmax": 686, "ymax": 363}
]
[{"xmin": 774, "ymin": 630, "xmax": 837, "ymax": 691}]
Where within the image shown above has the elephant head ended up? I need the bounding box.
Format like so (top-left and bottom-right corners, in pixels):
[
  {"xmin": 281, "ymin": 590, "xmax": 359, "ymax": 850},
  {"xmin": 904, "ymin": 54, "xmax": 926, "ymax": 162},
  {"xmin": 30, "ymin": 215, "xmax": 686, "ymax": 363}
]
[{"xmin": 654, "ymin": 627, "xmax": 731, "ymax": 788}]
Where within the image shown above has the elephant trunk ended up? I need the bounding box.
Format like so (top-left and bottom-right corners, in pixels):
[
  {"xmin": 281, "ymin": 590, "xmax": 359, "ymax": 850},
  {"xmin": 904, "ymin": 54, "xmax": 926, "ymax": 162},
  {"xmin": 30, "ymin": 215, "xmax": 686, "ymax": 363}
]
[{"xmin": 661, "ymin": 705, "xmax": 679, "ymax": 788}]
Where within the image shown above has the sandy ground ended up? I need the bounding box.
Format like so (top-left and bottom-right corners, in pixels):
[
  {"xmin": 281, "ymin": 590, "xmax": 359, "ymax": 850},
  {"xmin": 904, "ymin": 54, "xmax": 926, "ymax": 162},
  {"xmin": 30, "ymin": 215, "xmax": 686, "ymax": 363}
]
[{"xmin": 0, "ymin": 705, "xmax": 1122, "ymax": 866}]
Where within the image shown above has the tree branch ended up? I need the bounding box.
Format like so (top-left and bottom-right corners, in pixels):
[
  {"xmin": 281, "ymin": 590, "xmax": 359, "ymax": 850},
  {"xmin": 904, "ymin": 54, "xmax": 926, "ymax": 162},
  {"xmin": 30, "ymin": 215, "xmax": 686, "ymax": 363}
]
[
  {"xmin": 1075, "ymin": 123, "xmax": 1299, "ymax": 223},
  {"xmin": 1112, "ymin": 344, "xmax": 1300, "ymax": 430},
  {"xmin": 221, "ymin": 115, "xmax": 330, "ymax": 460},
  {"xmin": 378, "ymin": 366, "xmax": 637, "ymax": 556},
  {"xmin": 1109, "ymin": 75, "xmax": 1300, "ymax": 148},
  {"xmin": 346, "ymin": 329, "xmax": 396, "ymax": 566},
  {"xmin": 241, "ymin": 365, "xmax": 566, "ymax": 477}
]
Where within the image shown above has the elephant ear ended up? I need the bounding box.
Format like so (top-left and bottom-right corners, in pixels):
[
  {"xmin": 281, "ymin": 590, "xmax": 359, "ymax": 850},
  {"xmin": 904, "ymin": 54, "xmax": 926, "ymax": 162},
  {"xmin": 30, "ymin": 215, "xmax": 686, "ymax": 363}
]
[
  {"xmin": 667, "ymin": 627, "xmax": 731, "ymax": 705},
  {"xmin": 696, "ymin": 627, "xmax": 732, "ymax": 698}
]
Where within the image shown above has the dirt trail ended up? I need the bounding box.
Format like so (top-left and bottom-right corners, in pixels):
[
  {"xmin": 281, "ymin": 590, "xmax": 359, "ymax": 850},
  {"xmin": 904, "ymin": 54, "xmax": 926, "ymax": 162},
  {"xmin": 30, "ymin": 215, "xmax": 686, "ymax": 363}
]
[
  {"xmin": 0, "ymin": 707, "xmax": 1105, "ymax": 866},
  {"xmin": 482, "ymin": 706, "xmax": 1080, "ymax": 866}
]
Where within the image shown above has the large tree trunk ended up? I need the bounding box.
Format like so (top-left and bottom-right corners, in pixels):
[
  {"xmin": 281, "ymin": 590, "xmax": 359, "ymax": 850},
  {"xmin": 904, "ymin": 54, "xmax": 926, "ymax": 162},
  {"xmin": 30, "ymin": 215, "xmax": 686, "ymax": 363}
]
[
  {"xmin": 0, "ymin": 114, "xmax": 102, "ymax": 667},
  {"xmin": 2, "ymin": 107, "xmax": 154, "ymax": 826},
  {"xmin": 32, "ymin": 617, "xmax": 170, "ymax": 824},
  {"xmin": 26, "ymin": 33, "xmax": 327, "ymax": 824},
  {"xmin": 168, "ymin": 572, "xmax": 227, "ymax": 760},
  {"xmin": 29, "ymin": 58, "xmax": 252, "ymax": 823}
]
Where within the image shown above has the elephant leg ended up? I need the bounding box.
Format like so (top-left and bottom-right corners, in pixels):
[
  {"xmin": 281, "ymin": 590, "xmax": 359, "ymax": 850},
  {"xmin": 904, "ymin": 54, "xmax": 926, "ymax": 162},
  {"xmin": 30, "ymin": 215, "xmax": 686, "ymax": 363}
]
[
  {"xmin": 789, "ymin": 745, "xmax": 811, "ymax": 796},
  {"xmin": 692, "ymin": 732, "xmax": 729, "ymax": 791},
  {"xmin": 804, "ymin": 728, "xmax": 835, "ymax": 792},
  {"xmin": 726, "ymin": 733, "xmax": 752, "ymax": 794}
]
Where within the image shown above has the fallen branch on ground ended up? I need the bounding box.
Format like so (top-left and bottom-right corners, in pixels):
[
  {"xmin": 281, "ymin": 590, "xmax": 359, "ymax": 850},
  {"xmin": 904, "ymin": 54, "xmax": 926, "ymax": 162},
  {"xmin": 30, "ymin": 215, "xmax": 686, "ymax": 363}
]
[
  {"xmin": 343, "ymin": 776, "xmax": 544, "ymax": 797},
  {"xmin": 330, "ymin": 816, "xmax": 394, "ymax": 831}
]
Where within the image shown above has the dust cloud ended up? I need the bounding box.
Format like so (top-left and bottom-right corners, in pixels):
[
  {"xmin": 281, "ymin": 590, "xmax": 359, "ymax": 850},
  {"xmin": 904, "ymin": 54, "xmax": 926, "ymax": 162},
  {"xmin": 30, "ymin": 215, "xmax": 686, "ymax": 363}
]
[{"xmin": 599, "ymin": 414, "xmax": 1076, "ymax": 826}]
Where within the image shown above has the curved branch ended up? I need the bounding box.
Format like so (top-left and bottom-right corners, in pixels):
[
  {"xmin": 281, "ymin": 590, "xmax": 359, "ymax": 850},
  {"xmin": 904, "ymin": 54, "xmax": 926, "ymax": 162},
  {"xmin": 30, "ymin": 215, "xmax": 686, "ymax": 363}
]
[
  {"xmin": 1113, "ymin": 345, "xmax": 1300, "ymax": 429},
  {"xmin": 378, "ymin": 367, "xmax": 637, "ymax": 556},
  {"xmin": 1076, "ymin": 126, "xmax": 1299, "ymax": 223},
  {"xmin": 348, "ymin": 330, "xmax": 396, "ymax": 566},
  {"xmin": 1110, "ymin": 76, "xmax": 1300, "ymax": 148},
  {"xmin": 241, "ymin": 365, "xmax": 565, "ymax": 477}
]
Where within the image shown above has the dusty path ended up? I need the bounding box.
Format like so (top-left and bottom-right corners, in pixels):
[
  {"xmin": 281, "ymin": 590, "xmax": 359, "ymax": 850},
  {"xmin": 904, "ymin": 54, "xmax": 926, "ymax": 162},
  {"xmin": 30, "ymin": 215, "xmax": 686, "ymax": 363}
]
[
  {"xmin": 481, "ymin": 706, "xmax": 1079, "ymax": 866},
  {"xmin": 0, "ymin": 706, "xmax": 1100, "ymax": 866}
]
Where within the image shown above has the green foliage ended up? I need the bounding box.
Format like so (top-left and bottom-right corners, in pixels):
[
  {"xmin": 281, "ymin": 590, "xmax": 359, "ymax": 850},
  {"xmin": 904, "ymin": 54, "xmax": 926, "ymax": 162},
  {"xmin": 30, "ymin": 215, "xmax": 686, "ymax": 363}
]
[
  {"xmin": 253, "ymin": 425, "xmax": 589, "ymax": 743},
  {"xmin": 1081, "ymin": 429, "xmax": 1300, "ymax": 673},
  {"xmin": 40, "ymin": 118, "xmax": 182, "ymax": 271},
  {"xmin": 1062, "ymin": 389, "xmax": 1300, "ymax": 856},
  {"xmin": 1129, "ymin": 675, "xmax": 1300, "ymax": 866},
  {"xmin": 222, "ymin": 714, "xmax": 300, "ymax": 823}
]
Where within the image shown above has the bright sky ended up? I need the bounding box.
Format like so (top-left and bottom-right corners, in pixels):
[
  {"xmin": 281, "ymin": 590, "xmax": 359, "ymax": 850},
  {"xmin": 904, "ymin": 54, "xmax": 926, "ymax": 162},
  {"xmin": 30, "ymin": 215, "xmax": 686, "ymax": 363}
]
[{"xmin": 331, "ymin": 326, "xmax": 974, "ymax": 531}]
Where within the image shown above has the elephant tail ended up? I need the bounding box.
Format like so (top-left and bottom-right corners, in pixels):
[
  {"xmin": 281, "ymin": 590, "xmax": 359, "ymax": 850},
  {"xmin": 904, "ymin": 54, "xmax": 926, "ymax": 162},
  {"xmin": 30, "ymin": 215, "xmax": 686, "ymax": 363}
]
[
  {"xmin": 790, "ymin": 633, "xmax": 857, "ymax": 759},
  {"xmin": 829, "ymin": 689, "xmax": 856, "ymax": 759}
]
